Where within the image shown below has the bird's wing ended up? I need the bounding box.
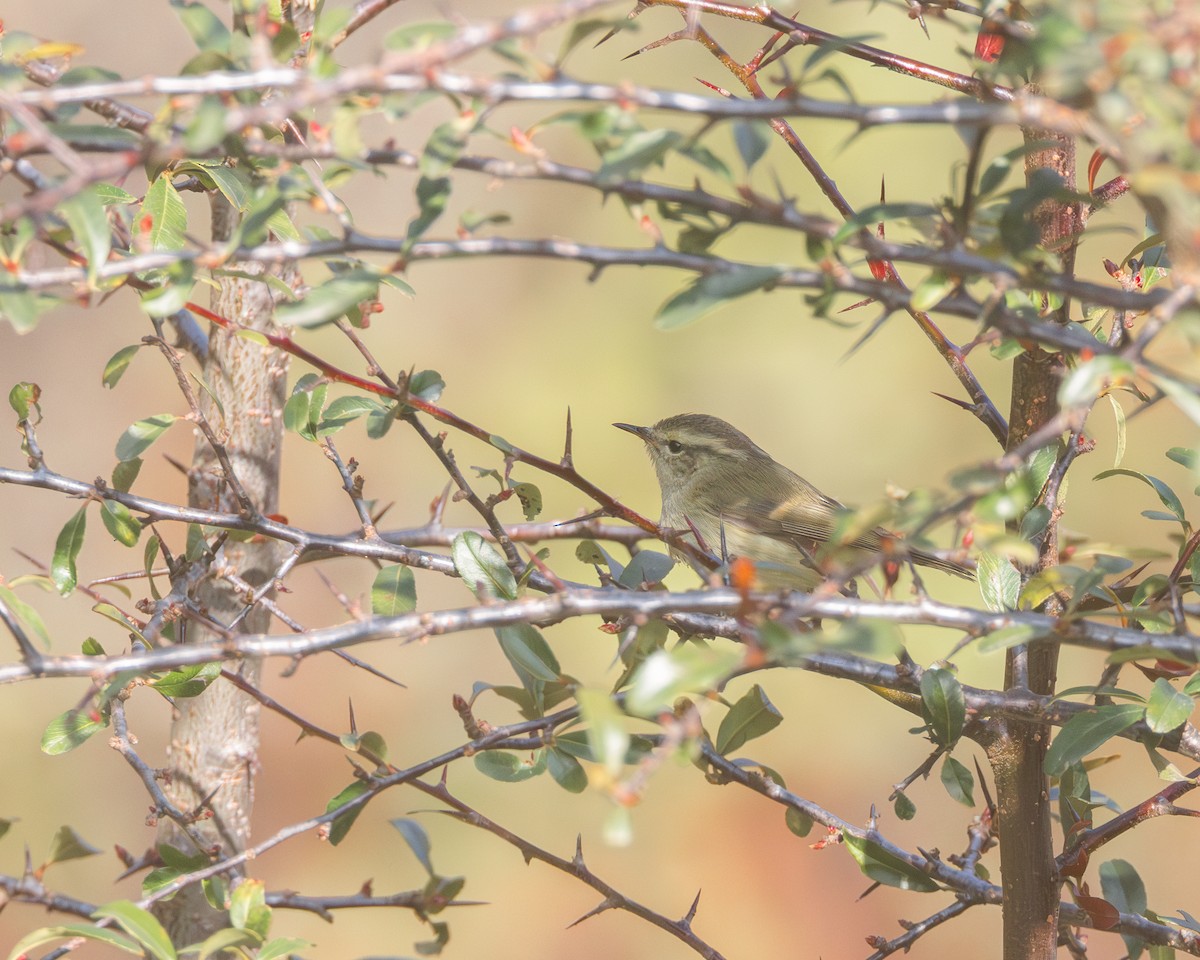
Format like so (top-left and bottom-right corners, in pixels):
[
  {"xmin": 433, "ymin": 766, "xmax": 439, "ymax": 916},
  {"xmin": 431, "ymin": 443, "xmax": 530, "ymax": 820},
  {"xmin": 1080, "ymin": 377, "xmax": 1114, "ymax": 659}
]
[
  {"xmin": 700, "ymin": 462, "xmax": 972, "ymax": 578},
  {"xmin": 704, "ymin": 464, "xmax": 862, "ymax": 550}
]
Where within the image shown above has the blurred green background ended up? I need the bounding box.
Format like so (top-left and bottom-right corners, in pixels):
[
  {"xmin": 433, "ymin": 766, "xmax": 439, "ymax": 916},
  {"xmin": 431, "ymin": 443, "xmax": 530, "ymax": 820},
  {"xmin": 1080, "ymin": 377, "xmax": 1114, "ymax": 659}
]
[{"xmin": 1, "ymin": 1, "xmax": 1196, "ymax": 957}]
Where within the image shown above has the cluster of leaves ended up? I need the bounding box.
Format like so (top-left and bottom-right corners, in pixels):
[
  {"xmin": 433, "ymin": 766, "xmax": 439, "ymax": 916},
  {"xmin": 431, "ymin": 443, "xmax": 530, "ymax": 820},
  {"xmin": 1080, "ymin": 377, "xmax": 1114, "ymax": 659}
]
[{"xmin": 11, "ymin": 876, "xmax": 308, "ymax": 960}]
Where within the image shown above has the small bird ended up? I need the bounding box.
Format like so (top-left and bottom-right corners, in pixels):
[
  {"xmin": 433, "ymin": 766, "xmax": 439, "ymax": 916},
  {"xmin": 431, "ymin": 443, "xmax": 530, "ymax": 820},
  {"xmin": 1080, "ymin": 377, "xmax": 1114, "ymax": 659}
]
[{"xmin": 615, "ymin": 413, "xmax": 972, "ymax": 590}]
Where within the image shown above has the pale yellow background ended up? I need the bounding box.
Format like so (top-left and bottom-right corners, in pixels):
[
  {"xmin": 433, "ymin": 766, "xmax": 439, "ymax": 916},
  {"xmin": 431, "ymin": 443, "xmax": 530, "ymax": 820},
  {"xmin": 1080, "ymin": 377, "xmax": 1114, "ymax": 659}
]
[{"xmin": 0, "ymin": 2, "xmax": 1195, "ymax": 959}]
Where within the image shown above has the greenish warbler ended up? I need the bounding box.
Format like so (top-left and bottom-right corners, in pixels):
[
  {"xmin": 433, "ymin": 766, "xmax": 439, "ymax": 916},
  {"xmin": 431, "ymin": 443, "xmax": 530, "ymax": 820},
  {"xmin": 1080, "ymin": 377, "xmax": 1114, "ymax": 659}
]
[{"xmin": 615, "ymin": 413, "xmax": 972, "ymax": 590}]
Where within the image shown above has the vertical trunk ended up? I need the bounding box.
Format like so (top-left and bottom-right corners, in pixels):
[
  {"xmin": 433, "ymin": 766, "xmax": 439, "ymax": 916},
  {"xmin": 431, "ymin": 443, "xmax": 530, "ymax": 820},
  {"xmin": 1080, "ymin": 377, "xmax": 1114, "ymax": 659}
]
[
  {"xmin": 988, "ymin": 123, "xmax": 1079, "ymax": 960},
  {"xmin": 153, "ymin": 7, "xmax": 311, "ymax": 941},
  {"xmin": 153, "ymin": 195, "xmax": 289, "ymax": 941}
]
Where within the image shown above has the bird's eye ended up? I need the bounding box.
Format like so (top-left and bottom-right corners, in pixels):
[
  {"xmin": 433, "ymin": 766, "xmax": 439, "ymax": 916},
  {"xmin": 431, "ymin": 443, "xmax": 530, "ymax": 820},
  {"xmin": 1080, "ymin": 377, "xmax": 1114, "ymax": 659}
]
[{"xmin": 666, "ymin": 440, "xmax": 684, "ymax": 454}]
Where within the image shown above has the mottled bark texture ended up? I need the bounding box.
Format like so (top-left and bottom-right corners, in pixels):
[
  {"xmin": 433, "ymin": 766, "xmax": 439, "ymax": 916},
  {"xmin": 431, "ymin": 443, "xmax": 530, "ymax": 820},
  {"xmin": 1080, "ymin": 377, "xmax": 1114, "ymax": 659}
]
[
  {"xmin": 986, "ymin": 122, "xmax": 1080, "ymax": 960},
  {"xmin": 154, "ymin": 195, "xmax": 291, "ymax": 942}
]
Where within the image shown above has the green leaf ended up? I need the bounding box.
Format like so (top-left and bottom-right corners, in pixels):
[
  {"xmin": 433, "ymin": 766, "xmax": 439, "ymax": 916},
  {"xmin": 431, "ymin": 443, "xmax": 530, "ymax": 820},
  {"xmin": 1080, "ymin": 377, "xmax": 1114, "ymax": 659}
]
[
  {"xmin": 614, "ymin": 619, "xmax": 669, "ymax": 686},
  {"xmin": 617, "ymin": 550, "xmax": 675, "ymax": 588},
  {"xmin": 385, "ymin": 20, "xmax": 458, "ymax": 51},
  {"xmin": 283, "ymin": 378, "xmax": 321, "ymax": 441},
  {"xmin": 1057, "ymin": 762, "xmax": 1095, "ymax": 825},
  {"xmin": 228, "ymin": 878, "xmax": 270, "ymax": 938},
  {"xmin": 626, "ymin": 644, "xmax": 743, "ymax": 716},
  {"xmin": 598, "ymin": 128, "xmax": 681, "ymax": 181},
  {"xmin": 0, "ymin": 287, "xmax": 42, "ymax": 333},
  {"xmin": 421, "ymin": 874, "xmax": 465, "ymax": 916},
  {"xmin": 1095, "ymin": 468, "xmax": 1189, "ymax": 530},
  {"xmin": 102, "ymin": 345, "xmax": 141, "ymax": 389},
  {"xmin": 1143, "ymin": 741, "xmax": 1190, "ymax": 783},
  {"xmin": 920, "ymin": 667, "xmax": 965, "ymax": 749},
  {"xmin": 258, "ymin": 939, "xmax": 314, "ymax": 960},
  {"xmin": 978, "ymin": 145, "xmax": 1021, "ymax": 196},
  {"xmin": 940, "ymin": 755, "xmax": 975, "ymax": 806},
  {"xmin": 371, "ymin": 565, "xmax": 417, "ymax": 616},
  {"xmin": 113, "ymin": 458, "xmax": 143, "ymax": 493},
  {"xmin": 977, "ymin": 551, "xmax": 1020, "ymax": 612},
  {"xmin": 715, "ymin": 684, "xmax": 783, "ymax": 755},
  {"xmin": 176, "ymin": 160, "xmax": 249, "ymax": 210},
  {"xmin": 311, "ymin": 5, "xmax": 353, "ymax": 46},
  {"xmin": 473, "ymin": 748, "xmax": 547, "ymax": 782},
  {"xmin": 893, "ymin": 792, "xmax": 917, "ymax": 821},
  {"xmin": 391, "ymin": 818, "xmax": 434, "ymax": 874},
  {"xmin": 978, "ymin": 623, "xmax": 1040, "ymax": 654},
  {"xmin": 366, "ymin": 400, "xmax": 400, "ymax": 438},
  {"xmin": 170, "ymin": 0, "xmax": 232, "ymax": 53},
  {"xmin": 576, "ymin": 687, "xmax": 631, "ymax": 779},
  {"xmin": 1144, "ymin": 678, "xmax": 1193, "ymax": 734},
  {"xmin": 452, "ymin": 531, "xmax": 517, "ymax": 600},
  {"xmin": 1166, "ymin": 447, "xmax": 1198, "ymax": 469},
  {"xmin": 277, "ymin": 270, "xmax": 381, "ymax": 328},
  {"xmin": 196, "ymin": 928, "xmax": 263, "ymax": 960},
  {"xmin": 420, "ymin": 116, "xmax": 473, "ymax": 179},
  {"xmin": 732, "ymin": 120, "xmax": 770, "ymax": 171},
  {"xmin": 1100, "ymin": 859, "xmax": 1148, "ymax": 960},
  {"xmin": 1044, "ymin": 704, "xmax": 1144, "ymax": 777},
  {"xmin": 138, "ymin": 175, "xmax": 188, "ymax": 251},
  {"xmin": 406, "ymin": 368, "xmax": 445, "ymax": 402},
  {"xmin": 92, "ymin": 601, "xmax": 146, "ymax": 641},
  {"xmin": 47, "ymin": 825, "xmax": 102, "ymax": 865},
  {"xmin": 150, "ymin": 663, "xmax": 220, "ymax": 698},
  {"xmin": 843, "ymin": 833, "xmax": 939, "ymax": 892},
  {"xmin": 1107, "ymin": 393, "xmax": 1127, "ymax": 468},
  {"xmin": 406, "ymin": 175, "xmax": 451, "ymax": 245},
  {"xmin": 92, "ymin": 901, "xmax": 176, "ymax": 960},
  {"xmin": 785, "ymin": 805, "xmax": 814, "ymax": 836},
  {"xmin": 343, "ymin": 730, "xmax": 388, "ymax": 762},
  {"xmin": 237, "ymin": 189, "xmax": 288, "ymax": 245},
  {"xmin": 1059, "ymin": 356, "xmax": 1136, "ymax": 408},
  {"xmin": 41, "ymin": 708, "xmax": 106, "ymax": 755},
  {"xmin": 325, "ymin": 781, "xmax": 371, "ymax": 846},
  {"xmin": 488, "ymin": 433, "xmax": 514, "ymax": 454},
  {"xmin": 8, "ymin": 381, "xmax": 41, "ymax": 420},
  {"xmin": 1019, "ymin": 504, "xmax": 1051, "ymax": 542},
  {"xmin": 182, "ymin": 97, "xmax": 229, "ymax": 153},
  {"xmin": 655, "ymin": 265, "xmax": 781, "ymax": 330},
  {"xmin": 831, "ymin": 203, "xmax": 937, "ymax": 247},
  {"xmin": 909, "ymin": 271, "xmax": 955, "ymax": 312},
  {"xmin": 6, "ymin": 923, "xmax": 141, "ymax": 959},
  {"xmin": 547, "ymin": 746, "xmax": 588, "ymax": 793},
  {"xmin": 101, "ymin": 500, "xmax": 141, "ymax": 547},
  {"xmin": 139, "ymin": 268, "xmax": 194, "ymax": 318},
  {"xmin": 510, "ymin": 481, "xmax": 542, "ymax": 521},
  {"xmin": 0, "ymin": 584, "xmax": 50, "ymax": 649},
  {"xmin": 115, "ymin": 414, "xmax": 178, "ymax": 462},
  {"xmin": 158, "ymin": 843, "xmax": 210, "ymax": 872},
  {"xmin": 266, "ymin": 207, "xmax": 301, "ymax": 243},
  {"xmin": 140, "ymin": 867, "xmax": 182, "ymax": 899},
  {"xmin": 317, "ymin": 395, "xmax": 380, "ymax": 435},
  {"xmin": 58, "ymin": 186, "xmax": 111, "ymax": 285},
  {"xmin": 143, "ymin": 532, "xmax": 161, "ymax": 599},
  {"xmin": 51, "ymin": 506, "xmax": 88, "ymax": 595},
  {"xmin": 496, "ymin": 623, "xmax": 561, "ymax": 683}
]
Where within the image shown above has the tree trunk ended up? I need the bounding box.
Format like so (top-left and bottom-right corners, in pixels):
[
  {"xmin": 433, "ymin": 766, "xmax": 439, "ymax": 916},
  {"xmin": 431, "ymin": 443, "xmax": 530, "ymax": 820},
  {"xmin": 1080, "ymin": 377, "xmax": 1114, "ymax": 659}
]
[
  {"xmin": 988, "ymin": 122, "xmax": 1079, "ymax": 960},
  {"xmin": 153, "ymin": 195, "xmax": 290, "ymax": 941}
]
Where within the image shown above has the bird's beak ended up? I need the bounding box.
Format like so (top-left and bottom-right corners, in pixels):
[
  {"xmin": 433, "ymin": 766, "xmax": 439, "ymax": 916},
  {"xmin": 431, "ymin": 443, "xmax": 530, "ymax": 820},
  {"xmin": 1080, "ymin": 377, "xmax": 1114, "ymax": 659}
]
[{"xmin": 613, "ymin": 422, "xmax": 651, "ymax": 441}]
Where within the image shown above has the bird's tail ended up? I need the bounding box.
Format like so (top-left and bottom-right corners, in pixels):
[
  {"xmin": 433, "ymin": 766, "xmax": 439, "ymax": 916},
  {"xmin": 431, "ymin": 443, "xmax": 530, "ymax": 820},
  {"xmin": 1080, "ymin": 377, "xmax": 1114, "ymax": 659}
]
[{"xmin": 909, "ymin": 545, "xmax": 975, "ymax": 579}]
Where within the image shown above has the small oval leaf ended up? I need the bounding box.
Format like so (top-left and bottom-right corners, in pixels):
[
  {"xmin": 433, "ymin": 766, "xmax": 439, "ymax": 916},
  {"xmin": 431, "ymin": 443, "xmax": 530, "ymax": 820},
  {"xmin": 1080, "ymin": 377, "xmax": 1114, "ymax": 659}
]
[{"xmin": 371, "ymin": 565, "xmax": 417, "ymax": 616}]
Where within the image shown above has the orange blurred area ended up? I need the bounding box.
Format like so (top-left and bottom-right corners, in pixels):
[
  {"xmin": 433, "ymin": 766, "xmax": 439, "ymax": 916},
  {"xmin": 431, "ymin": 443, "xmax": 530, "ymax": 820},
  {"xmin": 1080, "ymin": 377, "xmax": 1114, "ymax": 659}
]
[{"xmin": 1, "ymin": 2, "xmax": 1197, "ymax": 959}]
